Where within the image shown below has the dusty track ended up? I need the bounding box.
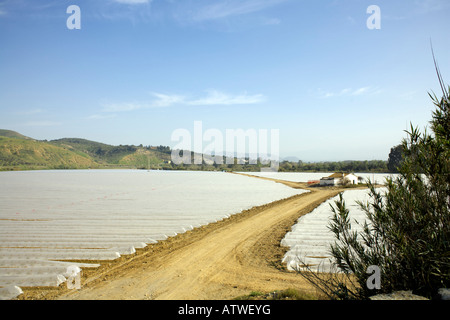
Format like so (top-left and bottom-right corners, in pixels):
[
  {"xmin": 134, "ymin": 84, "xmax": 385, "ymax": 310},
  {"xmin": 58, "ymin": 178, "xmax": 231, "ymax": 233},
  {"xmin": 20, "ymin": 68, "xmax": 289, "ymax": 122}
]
[{"xmin": 19, "ymin": 174, "xmax": 347, "ymax": 300}]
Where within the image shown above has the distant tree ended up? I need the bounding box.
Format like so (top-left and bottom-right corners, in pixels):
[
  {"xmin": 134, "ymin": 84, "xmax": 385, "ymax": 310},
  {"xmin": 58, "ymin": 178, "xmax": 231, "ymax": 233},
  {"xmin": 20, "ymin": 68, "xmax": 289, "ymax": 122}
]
[
  {"xmin": 359, "ymin": 161, "xmax": 369, "ymax": 172},
  {"xmin": 281, "ymin": 161, "xmax": 293, "ymax": 171},
  {"xmin": 387, "ymin": 144, "xmax": 404, "ymax": 173},
  {"xmin": 157, "ymin": 145, "xmax": 171, "ymax": 153}
]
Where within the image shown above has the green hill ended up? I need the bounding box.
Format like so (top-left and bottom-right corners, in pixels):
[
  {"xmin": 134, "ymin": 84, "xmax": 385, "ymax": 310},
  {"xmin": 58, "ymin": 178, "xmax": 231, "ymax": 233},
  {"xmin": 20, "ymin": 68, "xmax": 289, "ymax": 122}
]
[
  {"xmin": 0, "ymin": 136, "xmax": 99, "ymax": 170},
  {"xmin": 49, "ymin": 138, "xmax": 172, "ymax": 167},
  {"xmin": 0, "ymin": 131, "xmax": 175, "ymax": 171},
  {"xmin": 0, "ymin": 129, "xmax": 33, "ymax": 140},
  {"xmin": 49, "ymin": 138, "xmax": 135, "ymax": 164},
  {"xmin": 0, "ymin": 129, "xmax": 270, "ymax": 172}
]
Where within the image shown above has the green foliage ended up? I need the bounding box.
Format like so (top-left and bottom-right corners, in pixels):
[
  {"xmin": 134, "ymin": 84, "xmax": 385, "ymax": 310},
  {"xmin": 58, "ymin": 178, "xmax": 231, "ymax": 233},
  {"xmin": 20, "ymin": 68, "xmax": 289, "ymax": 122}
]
[
  {"xmin": 119, "ymin": 153, "xmax": 164, "ymax": 169},
  {"xmin": 49, "ymin": 138, "xmax": 138, "ymax": 164},
  {"xmin": 272, "ymin": 288, "xmax": 316, "ymax": 300},
  {"xmin": 387, "ymin": 144, "xmax": 404, "ymax": 173},
  {"xmin": 278, "ymin": 160, "xmax": 387, "ymax": 173},
  {"xmin": 156, "ymin": 145, "xmax": 171, "ymax": 154},
  {"xmin": 48, "ymin": 138, "xmax": 175, "ymax": 168},
  {"xmin": 0, "ymin": 129, "xmax": 32, "ymax": 140},
  {"xmin": 0, "ymin": 136, "xmax": 99, "ymax": 170},
  {"xmin": 234, "ymin": 288, "xmax": 317, "ymax": 300}
]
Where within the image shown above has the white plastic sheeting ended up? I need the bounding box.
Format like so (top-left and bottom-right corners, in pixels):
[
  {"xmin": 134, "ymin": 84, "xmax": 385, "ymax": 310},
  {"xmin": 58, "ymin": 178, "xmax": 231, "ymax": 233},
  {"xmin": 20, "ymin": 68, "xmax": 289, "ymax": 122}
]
[
  {"xmin": 0, "ymin": 170, "xmax": 308, "ymax": 299},
  {"xmin": 281, "ymin": 189, "xmax": 382, "ymax": 273},
  {"xmin": 0, "ymin": 274, "xmax": 68, "ymax": 287},
  {"xmin": 239, "ymin": 172, "xmax": 333, "ymax": 182},
  {"xmin": 240, "ymin": 172, "xmax": 397, "ymax": 184},
  {"xmin": 0, "ymin": 286, "xmax": 23, "ymax": 301},
  {"xmin": 0, "ymin": 260, "xmax": 97, "ymax": 291}
]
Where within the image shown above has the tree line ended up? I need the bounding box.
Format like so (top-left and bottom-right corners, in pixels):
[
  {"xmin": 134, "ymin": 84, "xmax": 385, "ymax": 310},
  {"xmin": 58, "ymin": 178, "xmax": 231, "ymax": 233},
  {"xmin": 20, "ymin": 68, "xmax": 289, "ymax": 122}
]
[{"xmin": 278, "ymin": 160, "xmax": 388, "ymax": 173}]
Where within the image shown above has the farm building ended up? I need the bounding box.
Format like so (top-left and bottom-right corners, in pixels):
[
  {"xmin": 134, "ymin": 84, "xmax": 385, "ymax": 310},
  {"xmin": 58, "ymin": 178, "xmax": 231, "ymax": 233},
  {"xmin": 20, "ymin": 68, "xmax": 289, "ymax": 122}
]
[{"xmin": 320, "ymin": 173, "xmax": 359, "ymax": 186}]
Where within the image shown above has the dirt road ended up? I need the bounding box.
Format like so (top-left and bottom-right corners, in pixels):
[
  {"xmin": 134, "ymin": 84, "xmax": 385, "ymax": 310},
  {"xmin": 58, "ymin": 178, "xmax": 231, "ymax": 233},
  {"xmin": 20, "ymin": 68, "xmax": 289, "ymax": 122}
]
[{"xmin": 19, "ymin": 175, "xmax": 344, "ymax": 300}]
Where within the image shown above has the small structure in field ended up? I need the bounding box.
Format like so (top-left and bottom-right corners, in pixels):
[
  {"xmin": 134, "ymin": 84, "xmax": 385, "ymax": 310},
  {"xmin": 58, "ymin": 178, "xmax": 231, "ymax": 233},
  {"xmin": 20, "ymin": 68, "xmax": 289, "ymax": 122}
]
[{"xmin": 320, "ymin": 172, "xmax": 359, "ymax": 186}]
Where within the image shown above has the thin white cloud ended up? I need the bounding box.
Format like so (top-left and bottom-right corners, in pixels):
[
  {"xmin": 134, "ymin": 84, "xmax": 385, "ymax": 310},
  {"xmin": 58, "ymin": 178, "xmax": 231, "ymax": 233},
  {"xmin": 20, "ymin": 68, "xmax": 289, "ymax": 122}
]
[
  {"xmin": 188, "ymin": 90, "xmax": 266, "ymax": 106},
  {"xmin": 101, "ymin": 90, "xmax": 265, "ymax": 112},
  {"xmin": 192, "ymin": 0, "xmax": 287, "ymax": 21},
  {"xmin": 0, "ymin": 0, "xmax": 71, "ymax": 17},
  {"xmin": 114, "ymin": 0, "xmax": 150, "ymax": 4},
  {"xmin": 340, "ymin": 88, "xmax": 352, "ymax": 95},
  {"xmin": 101, "ymin": 93, "xmax": 185, "ymax": 111},
  {"xmin": 351, "ymin": 87, "xmax": 371, "ymax": 96},
  {"xmin": 319, "ymin": 86, "xmax": 381, "ymax": 98},
  {"xmin": 87, "ymin": 114, "xmax": 117, "ymax": 120},
  {"xmin": 150, "ymin": 92, "xmax": 186, "ymax": 108},
  {"xmin": 101, "ymin": 101, "xmax": 147, "ymax": 112},
  {"xmin": 1, "ymin": 0, "xmax": 285, "ymax": 25},
  {"xmin": 384, "ymin": 0, "xmax": 450, "ymax": 21},
  {"xmin": 413, "ymin": 0, "xmax": 450, "ymax": 14}
]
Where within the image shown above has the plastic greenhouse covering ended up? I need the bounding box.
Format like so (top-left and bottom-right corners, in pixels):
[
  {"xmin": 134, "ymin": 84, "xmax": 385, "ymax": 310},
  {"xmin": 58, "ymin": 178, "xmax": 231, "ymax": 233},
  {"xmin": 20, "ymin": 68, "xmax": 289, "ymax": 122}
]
[
  {"xmin": 281, "ymin": 189, "xmax": 384, "ymax": 273},
  {"xmin": 0, "ymin": 170, "xmax": 308, "ymax": 299}
]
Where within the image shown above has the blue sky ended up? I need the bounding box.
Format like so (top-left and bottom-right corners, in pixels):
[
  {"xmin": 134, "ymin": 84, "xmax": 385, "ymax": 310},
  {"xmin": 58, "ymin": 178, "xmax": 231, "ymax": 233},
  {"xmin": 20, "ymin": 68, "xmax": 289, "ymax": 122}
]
[{"xmin": 0, "ymin": 0, "xmax": 449, "ymax": 161}]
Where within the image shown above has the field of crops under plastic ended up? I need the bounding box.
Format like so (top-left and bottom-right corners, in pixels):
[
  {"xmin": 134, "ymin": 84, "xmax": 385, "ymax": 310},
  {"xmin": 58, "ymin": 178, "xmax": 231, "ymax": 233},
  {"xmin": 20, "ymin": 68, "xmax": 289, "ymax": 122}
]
[
  {"xmin": 281, "ymin": 188, "xmax": 382, "ymax": 273},
  {"xmin": 0, "ymin": 170, "xmax": 308, "ymax": 300}
]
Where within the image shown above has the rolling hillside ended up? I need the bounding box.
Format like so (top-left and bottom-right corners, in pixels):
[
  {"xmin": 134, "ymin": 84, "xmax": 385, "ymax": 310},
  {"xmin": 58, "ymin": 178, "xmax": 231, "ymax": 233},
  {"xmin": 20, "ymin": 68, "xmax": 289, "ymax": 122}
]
[
  {"xmin": 0, "ymin": 130, "xmax": 173, "ymax": 171},
  {"xmin": 0, "ymin": 135, "xmax": 99, "ymax": 170},
  {"xmin": 49, "ymin": 138, "xmax": 172, "ymax": 167},
  {"xmin": 0, "ymin": 129, "xmax": 33, "ymax": 140}
]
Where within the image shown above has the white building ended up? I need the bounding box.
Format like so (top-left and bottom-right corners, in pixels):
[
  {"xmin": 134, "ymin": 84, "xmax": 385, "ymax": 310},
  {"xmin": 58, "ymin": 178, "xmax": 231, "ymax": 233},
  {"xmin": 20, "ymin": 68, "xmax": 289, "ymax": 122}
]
[{"xmin": 320, "ymin": 173, "xmax": 359, "ymax": 186}]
